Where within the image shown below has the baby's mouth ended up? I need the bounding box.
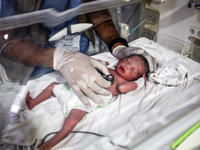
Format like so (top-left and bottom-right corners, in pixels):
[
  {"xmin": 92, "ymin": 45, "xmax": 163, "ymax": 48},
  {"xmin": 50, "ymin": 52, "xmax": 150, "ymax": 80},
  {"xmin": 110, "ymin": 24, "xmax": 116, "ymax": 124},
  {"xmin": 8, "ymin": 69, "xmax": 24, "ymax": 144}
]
[{"xmin": 119, "ymin": 66, "xmax": 125, "ymax": 73}]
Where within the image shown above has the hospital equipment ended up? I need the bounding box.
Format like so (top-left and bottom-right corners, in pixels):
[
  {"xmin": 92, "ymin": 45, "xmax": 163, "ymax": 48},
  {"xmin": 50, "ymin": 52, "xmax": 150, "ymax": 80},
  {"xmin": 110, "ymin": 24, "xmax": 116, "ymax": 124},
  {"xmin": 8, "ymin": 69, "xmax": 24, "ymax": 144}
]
[
  {"xmin": 48, "ymin": 23, "xmax": 93, "ymax": 41},
  {"xmin": 0, "ymin": 0, "xmax": 140, "ymax": 31},
  {"xmin": 97, "ymin": 69, "xmax": 115, "ymax": 85},
  {"xmin": 188, "ymin": 0, "xmax": 200, "ymax": 9},
  {"xmin": 124, "ymin": 18, "xmax": 147, "ymax": 38},
  {"xmin": 49, "ymin": 18, "xmax": 112, "ymax": 42},
  {"xmin": 0, "ymin": 0, "xmax": 200, "ymax": 149}
]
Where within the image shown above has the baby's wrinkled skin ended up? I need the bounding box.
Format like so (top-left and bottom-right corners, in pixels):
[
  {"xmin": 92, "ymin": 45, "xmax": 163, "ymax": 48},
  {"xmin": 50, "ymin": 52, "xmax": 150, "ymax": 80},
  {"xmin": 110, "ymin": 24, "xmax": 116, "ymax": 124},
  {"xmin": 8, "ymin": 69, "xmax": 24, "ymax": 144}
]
[
  {"xmin": 107, "ymin": 54, "xmax": 148, "ymax": 96},
  {"xmin": 27, "ymin": 54, "xmax": 148, "ymax": 150}
]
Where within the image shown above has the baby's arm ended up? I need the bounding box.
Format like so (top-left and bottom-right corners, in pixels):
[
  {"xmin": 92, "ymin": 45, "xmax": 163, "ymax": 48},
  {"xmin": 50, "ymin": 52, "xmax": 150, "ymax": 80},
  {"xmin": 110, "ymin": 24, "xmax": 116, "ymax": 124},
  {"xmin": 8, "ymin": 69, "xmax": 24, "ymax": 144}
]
[
  {"xmin": 39, "ymin": 109, "xmax": 86, "ymax": 150},
  {"xmin": 26, "ymin": 82, "xmax": 59, "ymax": 110},
  {"xmin": 117, "ymin": 81, "xmax": 138, "ymax": 94},
  {"xmin": 118, "ymin": 74, "xmax": 146, "ymax": 94}
]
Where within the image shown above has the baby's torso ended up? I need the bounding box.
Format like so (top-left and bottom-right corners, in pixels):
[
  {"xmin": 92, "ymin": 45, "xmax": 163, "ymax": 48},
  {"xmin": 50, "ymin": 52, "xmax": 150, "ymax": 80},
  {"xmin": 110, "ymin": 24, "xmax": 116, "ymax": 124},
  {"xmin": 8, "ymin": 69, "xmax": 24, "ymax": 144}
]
[
  {"xmin": 53, "ymin": 83, "xmax": 115, "ymax": 117},
  {"xmin": 107, "ymin": 69, "xmax": 128, "ymax": 96}
]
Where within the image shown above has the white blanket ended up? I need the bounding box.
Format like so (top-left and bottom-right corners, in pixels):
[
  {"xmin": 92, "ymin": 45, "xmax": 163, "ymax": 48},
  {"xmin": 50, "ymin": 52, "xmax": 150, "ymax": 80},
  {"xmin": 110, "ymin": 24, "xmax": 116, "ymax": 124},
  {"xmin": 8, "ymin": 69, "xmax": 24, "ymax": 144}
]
[{"xmin": 0, "ymin": 38, "xmax": 200, "ymax": 150}]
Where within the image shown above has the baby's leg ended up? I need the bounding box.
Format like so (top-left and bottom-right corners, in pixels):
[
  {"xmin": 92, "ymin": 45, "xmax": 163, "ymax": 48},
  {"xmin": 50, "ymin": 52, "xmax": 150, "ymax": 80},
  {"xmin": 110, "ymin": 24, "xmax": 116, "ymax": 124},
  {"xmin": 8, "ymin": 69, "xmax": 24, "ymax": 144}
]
[
  {"xmin": 26, "ymin": 82, "xmax": 59, "ymax": 110},
  {"xmin": 39, "ymin": 109, "xmax": 86, "ymax": 150}
]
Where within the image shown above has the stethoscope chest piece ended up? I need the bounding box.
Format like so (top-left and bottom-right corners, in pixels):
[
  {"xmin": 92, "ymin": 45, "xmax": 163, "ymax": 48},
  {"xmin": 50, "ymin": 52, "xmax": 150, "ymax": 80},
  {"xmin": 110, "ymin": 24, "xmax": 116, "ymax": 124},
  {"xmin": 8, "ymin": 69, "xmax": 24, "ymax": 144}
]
[{"xmin": 97, "ymin": 70, "xmax": 114, "ymax": 85}]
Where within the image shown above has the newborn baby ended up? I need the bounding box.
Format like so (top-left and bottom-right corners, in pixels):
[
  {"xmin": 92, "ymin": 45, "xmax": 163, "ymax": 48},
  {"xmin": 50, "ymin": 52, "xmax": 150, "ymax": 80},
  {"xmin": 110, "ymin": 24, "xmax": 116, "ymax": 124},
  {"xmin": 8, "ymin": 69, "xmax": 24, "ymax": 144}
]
[
  {"xmin": 26, "ymin": 54, "xmax": 149, "ymax": 150},
  {"xmin": 107, "ymin": 54, "xmax": 149, "ymax": 96}
]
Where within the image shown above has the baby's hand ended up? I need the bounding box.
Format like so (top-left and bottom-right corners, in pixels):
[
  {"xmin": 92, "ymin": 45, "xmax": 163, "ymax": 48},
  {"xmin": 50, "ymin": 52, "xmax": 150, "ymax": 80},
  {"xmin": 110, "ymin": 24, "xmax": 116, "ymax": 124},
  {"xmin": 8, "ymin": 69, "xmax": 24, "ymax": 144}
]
[{"xmin": 135, "ymin": 77, "xmax": 145, "ymax": 90}]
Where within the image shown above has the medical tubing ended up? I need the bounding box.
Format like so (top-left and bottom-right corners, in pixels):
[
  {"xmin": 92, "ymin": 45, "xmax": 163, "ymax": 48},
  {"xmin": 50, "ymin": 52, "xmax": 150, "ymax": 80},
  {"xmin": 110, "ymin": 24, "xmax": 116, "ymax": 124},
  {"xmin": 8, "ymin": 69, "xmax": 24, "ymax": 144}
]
[
  {"xmin": 0, "ymin": 39, "xmax": 21, "ymax": 54},
  {"xmin": 0, "ymin": 38, "xmax": 46, "ymax": 54},
  {"xmin": 38, "ymin": 130, "xmax": 129, "ymax": 149},
  {"xmin": 124, "ymin": 18, "xmax": 147, "ymax": 38}
]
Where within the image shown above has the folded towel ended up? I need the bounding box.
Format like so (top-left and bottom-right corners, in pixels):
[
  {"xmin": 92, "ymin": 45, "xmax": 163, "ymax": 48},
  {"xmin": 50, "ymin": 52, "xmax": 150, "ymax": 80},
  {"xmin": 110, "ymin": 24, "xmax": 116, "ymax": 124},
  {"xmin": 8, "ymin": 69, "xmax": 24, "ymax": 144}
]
[{"xmin": 149, "ymin": 63, "xmax": 187, "ymax": 86}]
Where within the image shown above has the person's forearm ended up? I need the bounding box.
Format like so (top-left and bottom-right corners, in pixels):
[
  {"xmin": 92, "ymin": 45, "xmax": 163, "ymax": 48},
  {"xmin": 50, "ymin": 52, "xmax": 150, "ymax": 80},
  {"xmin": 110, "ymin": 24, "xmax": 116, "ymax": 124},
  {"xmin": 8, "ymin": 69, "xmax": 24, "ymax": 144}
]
[
  {"xmin": 0, "ymin": 30, "xmax": 54, "ymax": 68},
  {"xmin": 85, "ymin": 2, "xmax": 124, "ymax": 52}
]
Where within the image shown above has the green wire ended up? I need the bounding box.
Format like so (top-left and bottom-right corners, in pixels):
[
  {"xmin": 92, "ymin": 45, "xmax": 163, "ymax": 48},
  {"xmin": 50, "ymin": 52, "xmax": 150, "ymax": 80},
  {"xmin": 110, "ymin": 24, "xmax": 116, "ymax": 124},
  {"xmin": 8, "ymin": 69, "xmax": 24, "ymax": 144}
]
[{"xmin": 171, "ymin": 122, "xmax": 200, "ymax": 150}]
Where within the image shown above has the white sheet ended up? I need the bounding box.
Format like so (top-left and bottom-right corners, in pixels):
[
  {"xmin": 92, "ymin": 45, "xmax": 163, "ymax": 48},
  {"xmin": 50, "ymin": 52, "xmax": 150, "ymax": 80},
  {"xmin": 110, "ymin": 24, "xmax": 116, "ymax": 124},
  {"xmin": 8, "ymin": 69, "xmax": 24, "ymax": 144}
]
[{"xmin": 0, "ymin": 37, "xmax": 200, "ymax": 150}]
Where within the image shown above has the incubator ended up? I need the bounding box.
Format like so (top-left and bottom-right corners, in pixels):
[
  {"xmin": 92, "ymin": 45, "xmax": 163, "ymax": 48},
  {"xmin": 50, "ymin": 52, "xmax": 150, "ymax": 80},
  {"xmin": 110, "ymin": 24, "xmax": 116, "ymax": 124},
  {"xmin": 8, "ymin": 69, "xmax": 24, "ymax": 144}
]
[{"xmin": 0, "ymin": 0, "xmax": 200, "ymax": 149}]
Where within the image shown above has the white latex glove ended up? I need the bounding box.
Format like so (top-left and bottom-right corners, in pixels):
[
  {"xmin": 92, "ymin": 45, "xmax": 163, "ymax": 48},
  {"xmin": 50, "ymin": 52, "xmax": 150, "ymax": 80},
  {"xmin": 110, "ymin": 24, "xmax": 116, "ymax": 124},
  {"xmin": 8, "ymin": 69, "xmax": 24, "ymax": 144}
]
[
  {"xmin": 134, "ymin": 77, "xmax": 145, "ymax": 91},
  {"xmin": 53, "ymin": 47, "xmax": 112, "ymax": 109},
  {"xmin": 142, "ymin": 51, "xmax": 157, "ymax": 73},
  {"xmin": 112, "ymin": 45, "xmax": 157, "ymax": 72},
  {"xmin": 112, "ymin": 45, "xmax": 144, "ymax": 58}
]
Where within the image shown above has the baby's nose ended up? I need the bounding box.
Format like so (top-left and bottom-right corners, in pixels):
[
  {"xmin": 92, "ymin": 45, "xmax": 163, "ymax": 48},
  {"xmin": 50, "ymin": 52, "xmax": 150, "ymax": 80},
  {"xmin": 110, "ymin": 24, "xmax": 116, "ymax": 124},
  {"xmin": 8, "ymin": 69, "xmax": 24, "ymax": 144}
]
[{"xmin": 127, "ymin": 64, "xmax": 132, "ymax": 70}]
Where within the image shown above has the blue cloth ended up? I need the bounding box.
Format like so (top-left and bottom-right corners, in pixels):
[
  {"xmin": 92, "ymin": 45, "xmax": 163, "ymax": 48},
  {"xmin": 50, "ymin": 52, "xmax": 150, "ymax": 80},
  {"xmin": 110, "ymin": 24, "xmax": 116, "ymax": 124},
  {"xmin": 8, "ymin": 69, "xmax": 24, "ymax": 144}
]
[
  {"xmin": 42, "ymin": 0, "xmax": 89, "ymax": 54},
  {"xmin": 0, "ymin": 0, "xmax": 90, "ymax": 78},
  {"xmin": 0, "ymin": 0, "xmax": 89, "ymax": 53},
  {"xmin": 32, "ymin": 0, "xmax": 89, "ymax": 77},
  {"xmin": 0, "ymin": 0, "xmax": 14, "ymax": 17}
]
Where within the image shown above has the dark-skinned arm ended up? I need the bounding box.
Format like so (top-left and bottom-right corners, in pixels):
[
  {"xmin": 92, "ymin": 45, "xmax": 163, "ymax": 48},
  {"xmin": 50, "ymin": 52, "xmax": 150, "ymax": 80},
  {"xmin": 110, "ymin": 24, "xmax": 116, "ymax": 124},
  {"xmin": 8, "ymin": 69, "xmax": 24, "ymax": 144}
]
[
  {"xmin": 0, "ymin": 1, "xmax": 120, "ymax": 66},
  {"xmin": 85, "ymin": 0, "xmax": 125, "ymax": 52},
  {"xmin": 85, "ymin": 0, "xmax": 157, "ymax": 73},
  {"xmin": 0, "ymin": 30, "xmax": 54, "ymax": 68}
]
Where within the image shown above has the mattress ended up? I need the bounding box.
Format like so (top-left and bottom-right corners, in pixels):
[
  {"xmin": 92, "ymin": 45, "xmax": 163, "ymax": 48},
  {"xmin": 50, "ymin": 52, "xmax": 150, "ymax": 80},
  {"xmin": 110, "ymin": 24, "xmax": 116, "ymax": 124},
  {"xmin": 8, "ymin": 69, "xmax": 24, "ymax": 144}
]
[{"xmin": 0, "ymin": 37, "xmax": 200, "ymax": 150}]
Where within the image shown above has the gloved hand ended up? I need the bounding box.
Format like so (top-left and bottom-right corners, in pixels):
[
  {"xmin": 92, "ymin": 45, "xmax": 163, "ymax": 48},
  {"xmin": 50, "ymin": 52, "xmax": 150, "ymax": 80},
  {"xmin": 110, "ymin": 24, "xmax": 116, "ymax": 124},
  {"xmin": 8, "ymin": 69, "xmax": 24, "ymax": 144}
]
[
  {"xmin": 112, "ymin": 45, "xmax": 157, "ymax": 72},
  {"xmin": 134, "ymin": 73, "xmax": 146, "ymax": 90},
  {"xmin": 53, "ymin": 47, "xmax": 112, "ymax": 109},
  {"xmin": 135, "ymin": 77, "xmax": 145, "ymax": 90}
]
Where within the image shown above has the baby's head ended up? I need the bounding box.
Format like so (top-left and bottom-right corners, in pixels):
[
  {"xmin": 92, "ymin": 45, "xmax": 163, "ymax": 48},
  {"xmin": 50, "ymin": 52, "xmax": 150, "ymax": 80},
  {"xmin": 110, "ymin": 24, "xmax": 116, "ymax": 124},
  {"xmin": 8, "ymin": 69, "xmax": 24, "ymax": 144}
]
[{"xmin": 116, "ymin": 54, "xmax": 149, "ymax": 81}]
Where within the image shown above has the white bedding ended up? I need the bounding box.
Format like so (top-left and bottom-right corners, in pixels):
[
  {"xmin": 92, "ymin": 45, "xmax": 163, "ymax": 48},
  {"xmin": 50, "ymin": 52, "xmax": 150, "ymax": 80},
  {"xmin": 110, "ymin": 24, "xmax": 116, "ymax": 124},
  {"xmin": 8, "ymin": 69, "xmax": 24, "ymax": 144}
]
[{"xmin": 0, "ymin": 37, "xmax": 200, "ymax": 150}]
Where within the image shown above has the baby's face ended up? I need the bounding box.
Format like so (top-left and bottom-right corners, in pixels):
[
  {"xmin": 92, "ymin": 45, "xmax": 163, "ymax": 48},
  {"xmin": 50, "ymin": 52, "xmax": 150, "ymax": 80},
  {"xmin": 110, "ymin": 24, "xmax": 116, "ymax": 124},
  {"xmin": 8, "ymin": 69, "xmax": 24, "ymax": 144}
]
[{"xmin": 116, "ymin": 55, "xmax": 146, "ymax": 81}]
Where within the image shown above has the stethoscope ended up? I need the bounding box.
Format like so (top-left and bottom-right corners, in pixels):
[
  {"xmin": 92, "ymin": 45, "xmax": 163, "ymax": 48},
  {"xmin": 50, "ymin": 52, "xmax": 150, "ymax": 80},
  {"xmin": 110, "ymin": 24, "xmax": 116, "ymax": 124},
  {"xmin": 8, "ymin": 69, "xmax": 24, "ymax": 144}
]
[{"xmin": 97, "ymin": 70, "xmax": 114, "ymax": 85}]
